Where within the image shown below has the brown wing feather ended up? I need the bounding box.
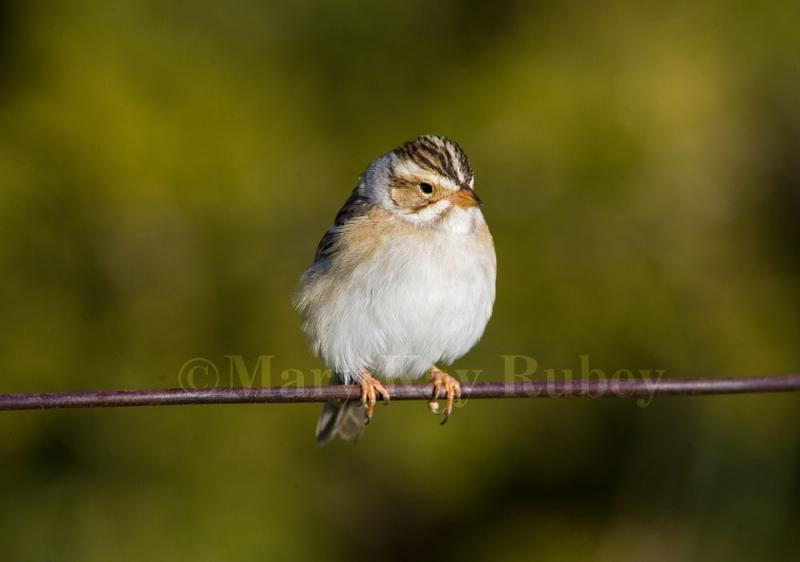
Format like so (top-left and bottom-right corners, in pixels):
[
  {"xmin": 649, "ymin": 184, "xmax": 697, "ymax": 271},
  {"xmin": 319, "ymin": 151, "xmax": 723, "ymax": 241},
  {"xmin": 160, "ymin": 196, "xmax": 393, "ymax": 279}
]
[{"xmin": 313, "ymin": 188, "xmax": 372, "ymax": 261}]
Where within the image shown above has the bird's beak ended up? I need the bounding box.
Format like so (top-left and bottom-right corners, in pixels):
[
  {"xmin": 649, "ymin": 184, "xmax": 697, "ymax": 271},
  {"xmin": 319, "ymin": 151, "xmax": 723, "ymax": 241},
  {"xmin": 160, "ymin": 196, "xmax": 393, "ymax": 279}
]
[{"xmin": 450, "ymin": 186, "xmax": 482, "ymax": 208}]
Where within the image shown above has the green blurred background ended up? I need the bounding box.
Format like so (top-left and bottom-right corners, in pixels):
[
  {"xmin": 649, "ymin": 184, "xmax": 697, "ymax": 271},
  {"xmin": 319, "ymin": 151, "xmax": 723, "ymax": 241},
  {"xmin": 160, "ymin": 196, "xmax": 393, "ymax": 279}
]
[{"xmin": 1, "ymin": 1, "xmax": 799, "ymax": 560}]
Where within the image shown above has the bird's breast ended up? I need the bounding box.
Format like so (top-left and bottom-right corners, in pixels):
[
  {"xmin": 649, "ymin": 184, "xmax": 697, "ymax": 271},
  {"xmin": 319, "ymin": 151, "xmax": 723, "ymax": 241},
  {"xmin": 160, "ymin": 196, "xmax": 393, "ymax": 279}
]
[
  {"xmin": 348, "ymin": 215, "xmax": 496, "ymax": 376},
  {"xmin": 298, "ymin": 207, "xmax": 496, "ymax": 380}
]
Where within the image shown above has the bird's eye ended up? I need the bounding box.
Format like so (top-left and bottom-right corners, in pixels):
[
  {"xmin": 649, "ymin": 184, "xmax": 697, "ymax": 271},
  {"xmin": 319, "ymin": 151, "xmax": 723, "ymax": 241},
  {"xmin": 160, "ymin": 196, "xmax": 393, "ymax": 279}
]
[{"xmin": 419, "ymin": 182, "xmax": 433, "ymax": 195}]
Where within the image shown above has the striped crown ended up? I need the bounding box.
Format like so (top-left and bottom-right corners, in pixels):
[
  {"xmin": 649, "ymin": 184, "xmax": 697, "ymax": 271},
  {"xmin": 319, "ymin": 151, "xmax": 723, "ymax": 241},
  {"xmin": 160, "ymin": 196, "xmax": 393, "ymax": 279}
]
[{"xmin": 392, "ymin": 135, "xmax": 473, "ymax": 188}]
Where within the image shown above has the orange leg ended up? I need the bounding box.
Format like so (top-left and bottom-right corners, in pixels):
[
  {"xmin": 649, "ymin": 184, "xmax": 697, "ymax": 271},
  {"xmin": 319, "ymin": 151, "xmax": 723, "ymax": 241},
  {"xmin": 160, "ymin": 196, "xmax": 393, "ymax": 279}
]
[
  {"xmin": 428, "ymin": 366, "xmax": 462, "ymax": 424},
  {"xmin": 358, "ymin": 368, "xmax": 390, "ymax": 423}
]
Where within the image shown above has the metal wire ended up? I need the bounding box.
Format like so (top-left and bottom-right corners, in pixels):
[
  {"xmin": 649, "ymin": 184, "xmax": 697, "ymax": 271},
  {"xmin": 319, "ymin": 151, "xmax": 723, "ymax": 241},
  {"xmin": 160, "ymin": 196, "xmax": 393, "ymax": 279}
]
[{"xmin": 1, "ymin": 374, "xmax": 799, "ymax": 411}]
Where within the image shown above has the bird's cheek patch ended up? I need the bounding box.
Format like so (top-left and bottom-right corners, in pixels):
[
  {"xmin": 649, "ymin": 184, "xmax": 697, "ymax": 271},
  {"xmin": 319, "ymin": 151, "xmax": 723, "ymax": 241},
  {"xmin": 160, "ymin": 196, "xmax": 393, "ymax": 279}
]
[{"xmin": 390, "ymin": 186, "xmax": 427, "ymax": 212}]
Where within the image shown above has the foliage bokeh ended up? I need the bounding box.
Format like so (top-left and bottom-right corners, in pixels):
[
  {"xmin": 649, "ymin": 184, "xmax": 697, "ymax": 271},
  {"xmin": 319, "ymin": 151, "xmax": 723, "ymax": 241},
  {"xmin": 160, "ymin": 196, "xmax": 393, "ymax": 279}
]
[{"xmin": 1, "ymin": 1, "xmax": 799, "ymax": 560}]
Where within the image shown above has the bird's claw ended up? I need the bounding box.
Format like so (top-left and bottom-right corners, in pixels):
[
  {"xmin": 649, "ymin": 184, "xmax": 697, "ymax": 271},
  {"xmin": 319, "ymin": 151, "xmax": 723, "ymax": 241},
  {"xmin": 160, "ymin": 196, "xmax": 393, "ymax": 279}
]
[
  {"xmin": 359, "ymin": 369, "xmax": 390, "ymax": 423},
  {"xmin": 428, "ymin": 366, "xmax": 462, "ymax": 424}
]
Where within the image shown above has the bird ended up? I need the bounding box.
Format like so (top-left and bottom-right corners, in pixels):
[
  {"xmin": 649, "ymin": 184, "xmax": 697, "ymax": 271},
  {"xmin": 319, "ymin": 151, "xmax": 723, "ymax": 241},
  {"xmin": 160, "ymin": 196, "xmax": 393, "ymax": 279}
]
[{"xmin": 294, "ymin": 135, "xmax": 496, "ymax": 444}]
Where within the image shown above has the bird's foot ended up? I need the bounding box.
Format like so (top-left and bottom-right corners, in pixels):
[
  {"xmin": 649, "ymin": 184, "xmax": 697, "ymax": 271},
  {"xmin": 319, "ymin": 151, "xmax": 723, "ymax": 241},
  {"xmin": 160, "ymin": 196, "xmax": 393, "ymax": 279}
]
[
  {"xmin": 428, "ymin": 366, "xmax": 462, "ymax": 424},
  {"xmin": 358, "ymin": 368, "xmax": 390, "ymax": 423}
]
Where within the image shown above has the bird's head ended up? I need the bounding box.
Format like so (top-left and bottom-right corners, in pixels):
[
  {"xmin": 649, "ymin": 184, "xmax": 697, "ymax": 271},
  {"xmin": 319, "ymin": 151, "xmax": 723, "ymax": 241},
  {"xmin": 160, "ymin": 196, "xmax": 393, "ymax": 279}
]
[{"xmin": 361, "ymin": 135, "xmax": 482, "ymax": 229}]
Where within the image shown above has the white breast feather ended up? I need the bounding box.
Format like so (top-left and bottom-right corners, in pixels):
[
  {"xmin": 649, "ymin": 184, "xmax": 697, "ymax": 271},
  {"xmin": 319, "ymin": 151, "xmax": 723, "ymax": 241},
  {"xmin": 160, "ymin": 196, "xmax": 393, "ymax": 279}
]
[{"xmin": 297, "ymin": 207, "xmax": 496, "ymax": 383}]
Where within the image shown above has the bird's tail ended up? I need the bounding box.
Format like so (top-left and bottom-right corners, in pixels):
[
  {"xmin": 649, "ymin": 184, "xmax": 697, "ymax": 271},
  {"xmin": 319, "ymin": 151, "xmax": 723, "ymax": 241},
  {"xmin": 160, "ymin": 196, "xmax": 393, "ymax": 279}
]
[{"xmin": 315, "ymin": 373, "xmax": 366, "ymax": 445}]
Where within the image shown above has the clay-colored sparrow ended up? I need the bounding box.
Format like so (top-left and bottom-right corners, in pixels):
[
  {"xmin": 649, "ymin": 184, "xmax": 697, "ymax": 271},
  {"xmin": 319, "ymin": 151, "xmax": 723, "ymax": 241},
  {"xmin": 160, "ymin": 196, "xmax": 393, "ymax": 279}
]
[{"xmin": 294, "ymin": 135, "xmax": 496, "ymax": 443}]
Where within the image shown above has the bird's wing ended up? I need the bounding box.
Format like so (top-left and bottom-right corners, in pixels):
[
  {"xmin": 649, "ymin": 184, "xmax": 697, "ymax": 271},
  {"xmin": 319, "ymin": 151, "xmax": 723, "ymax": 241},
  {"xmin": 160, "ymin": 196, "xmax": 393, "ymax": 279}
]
[{"xmin": 313, "ymin": 188, "xmax": 372, "ymax": 262}]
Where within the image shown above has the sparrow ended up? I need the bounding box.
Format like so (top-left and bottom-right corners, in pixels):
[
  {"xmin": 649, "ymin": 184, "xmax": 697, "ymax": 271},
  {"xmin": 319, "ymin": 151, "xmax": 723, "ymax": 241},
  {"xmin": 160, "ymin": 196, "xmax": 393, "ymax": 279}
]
[{"xmin": 294, "ymin": 135, "xmax": 496, "ymax": 444}]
